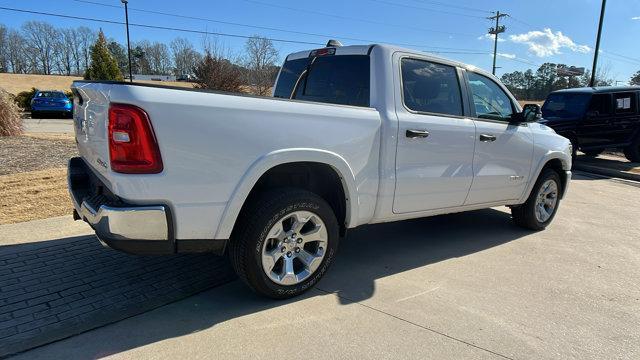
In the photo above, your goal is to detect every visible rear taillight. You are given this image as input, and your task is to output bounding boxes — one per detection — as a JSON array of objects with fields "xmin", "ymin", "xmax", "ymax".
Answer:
[{"xmin": 108, "ymin": 103, "xmax": 163, "ymax": 174}]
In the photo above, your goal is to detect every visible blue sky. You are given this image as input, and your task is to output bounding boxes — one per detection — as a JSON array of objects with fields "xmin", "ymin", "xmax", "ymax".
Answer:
[{"xmin": 1, "ymin": 0, "xmax": 639, "ymax": 82}]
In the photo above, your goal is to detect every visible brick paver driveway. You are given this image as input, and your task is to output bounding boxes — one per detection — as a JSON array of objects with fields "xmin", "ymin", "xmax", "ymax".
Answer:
[{"xmin": 0, "ymin": 234, "xmax": 234, "ymax": 357}]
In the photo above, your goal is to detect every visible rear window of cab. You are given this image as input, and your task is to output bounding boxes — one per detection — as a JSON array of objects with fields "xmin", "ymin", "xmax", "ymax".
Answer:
[{"xmin": 274, "ymin": 55, "xmax": 370, "ymax": 107}]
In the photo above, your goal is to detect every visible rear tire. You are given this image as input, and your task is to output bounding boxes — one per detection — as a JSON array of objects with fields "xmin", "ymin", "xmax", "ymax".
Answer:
[
  {"xmin": 229, "ymin": 188, "xmax": 340, "ymax": 299},
  {"xmin": 31, "ymin": 111, "xmax": 40, "ymax": 119},
  {"xmin": 623, "ymin": 135, "xmax": 640, "ymax": 163},
  {"xmin": 511, "ymin": 168, "xmax": 562, "ymax": 231}
]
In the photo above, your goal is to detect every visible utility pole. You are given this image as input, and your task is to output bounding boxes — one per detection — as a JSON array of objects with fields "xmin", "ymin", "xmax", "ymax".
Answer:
[
  {"xmin": 488, "ymin": 11, "xmax": 508, "ymax": 75},
  {"xmin": 590, "ymin": 0, "xmax": 606, "ymax": 87},
  {"xmin": 121, "ymin": 0, "xmax": 133, "ymax": 83}
]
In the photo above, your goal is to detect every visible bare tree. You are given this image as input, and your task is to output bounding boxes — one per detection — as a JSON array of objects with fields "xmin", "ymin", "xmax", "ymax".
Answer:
[
  {"xmin": 144, "ymin": 42, "xmax": 172, "ymax": 75},
  {"xmin": 0, "ymin": 25, "xmax": 8, "ymax": 72},
  {"xmin": 76, "ymin": 27, "xmax": 96, "ymax": 75},
  {"xmin": 22, "ymin": 21, "xmax": 59, "ymax": 74},
  {"xmin": 170, "ymin": 37, "xmax": 201, "ymax": 76},
  {"xmin": 54, "ymin": 28, "xmax": 77, "ymax": 75},
  {"xmin": 243, "ymin": 36, "xmax": 279, "ymax": 96},
  {"xmin": 6, "ymin": 30, "xmax": 28, "ymax": 73}
]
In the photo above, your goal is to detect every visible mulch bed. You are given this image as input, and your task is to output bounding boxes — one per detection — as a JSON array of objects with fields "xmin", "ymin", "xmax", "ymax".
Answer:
[{"xmin": 0, "ymin": 135, "xmax": 78, "ymax": 175}]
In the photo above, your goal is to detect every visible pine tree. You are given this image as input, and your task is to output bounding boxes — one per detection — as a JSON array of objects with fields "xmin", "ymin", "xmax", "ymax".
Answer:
[{"xmin": 84, "ymin": 30, "xmax": 123, "ymax": 81}]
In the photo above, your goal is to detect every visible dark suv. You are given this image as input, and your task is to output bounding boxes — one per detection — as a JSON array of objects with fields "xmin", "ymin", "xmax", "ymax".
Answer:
[{"xmin": 540, "ymin": 86, "xmax": 640, "ymax": 162}]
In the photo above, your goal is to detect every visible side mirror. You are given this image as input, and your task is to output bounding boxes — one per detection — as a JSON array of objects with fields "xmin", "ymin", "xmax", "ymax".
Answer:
[{"xmin": 520, "ymin": 103, "xmax": 542, "ymax": 122}]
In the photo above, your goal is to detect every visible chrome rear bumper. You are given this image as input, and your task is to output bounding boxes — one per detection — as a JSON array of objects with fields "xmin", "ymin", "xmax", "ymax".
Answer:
[
  {"xmin": 67, "ymin": 157, "xmax": 173, "ymax": 254},
  {"xmin": 75, "ymin": 200, "xmax": 169, "ymax": 241}
]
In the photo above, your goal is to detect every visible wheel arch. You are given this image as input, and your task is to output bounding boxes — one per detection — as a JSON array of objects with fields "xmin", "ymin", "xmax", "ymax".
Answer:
[
  {"xmin": 521, "ymin": 154, "xmax": 571, "ymax": 202},
  {"xmin": 214, "ymin": 149, "xmax": 358, "ymax": 239}
]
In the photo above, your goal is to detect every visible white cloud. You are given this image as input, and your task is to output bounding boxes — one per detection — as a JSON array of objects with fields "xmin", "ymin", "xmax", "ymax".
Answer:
[
  {"xmin": 632, "ymin": 16, "xmax": 640, "ymax": 20},
  {"xmin": 477, "ymin": 34, "xmax": 505, "ymax": 42},
  {"xmin": 509, "ymin": 28, "xmax": 590, "ymax": 57}
]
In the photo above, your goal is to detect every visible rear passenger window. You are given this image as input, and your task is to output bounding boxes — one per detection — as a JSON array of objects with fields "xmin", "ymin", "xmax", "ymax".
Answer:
[
  {"xmin": 274, "ymin": 55, "xmax": 370, "ymax": 107},
  {"xmin": 614, "ymin": 92, "xmax": 636, "ymax": 114},
  {"xmin": 587, "ymin": 94, "xmax": 612, "ymax": 116},
  {"xmin": 401, "ymin": 58, "xmax": 463, "ymax": 116}
]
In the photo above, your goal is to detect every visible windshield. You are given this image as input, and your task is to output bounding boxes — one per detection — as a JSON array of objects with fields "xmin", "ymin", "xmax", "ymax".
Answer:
[
  {"xmin": 36, "ymin": 91, "xmax": 66, "ymax": 99},
  {"xmin": 542, "ymin": 93, "xmax": 590, "ymax": 118},
  {"xmin": 273, "ymin": 54, "xmax": 370, "ymax": 107}
]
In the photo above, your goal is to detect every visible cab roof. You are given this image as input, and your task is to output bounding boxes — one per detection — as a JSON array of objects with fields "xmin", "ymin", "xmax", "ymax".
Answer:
[
  {"xmin": 286, "ymin": 43, "xmax": 495, "ymax": 79},
  {"xmin": 552, "ymin": 86, "xmax": 640, "ymax": 94}
]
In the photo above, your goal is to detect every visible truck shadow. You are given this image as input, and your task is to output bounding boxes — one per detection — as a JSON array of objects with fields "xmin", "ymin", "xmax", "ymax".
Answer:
[{"xmin": 5, "ymin": 208, "xmax": 534, "ymax": 358}]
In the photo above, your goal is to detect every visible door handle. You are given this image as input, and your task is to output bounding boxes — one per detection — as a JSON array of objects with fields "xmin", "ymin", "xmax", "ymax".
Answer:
[
  {"xmin": 406, "ymin": 129, "xmax": 430, "ymax": 138},
  {"xmin": 479, "ymin": 134, "xmax": 496, "ymax": 142}
]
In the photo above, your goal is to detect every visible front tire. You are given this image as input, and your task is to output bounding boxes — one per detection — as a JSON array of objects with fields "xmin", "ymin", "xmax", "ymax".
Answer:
[
  {"xmin": 623, "ymin": 135, "xmax": 640, "ymax": 162},
  {"xmin": 229, "ymin": 188, "xmax": 340, "ymax": 299},
  {"xmin": 511, "ymin": 168, "xmax": 562, "ymax": 231}
]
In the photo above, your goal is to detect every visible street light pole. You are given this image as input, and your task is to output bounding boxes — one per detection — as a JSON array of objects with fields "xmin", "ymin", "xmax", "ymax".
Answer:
[
  {"xmin": 590, "ymin": 0, "xmax": 606, "ymax": 87},
  {"xmin": 121, "ymin": 0, "xmax": 133, "ymax": 83}
]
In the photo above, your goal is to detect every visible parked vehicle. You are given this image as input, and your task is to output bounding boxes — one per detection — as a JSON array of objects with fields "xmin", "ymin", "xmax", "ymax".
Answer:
[
  {"xmin": 540, "ymin": 86, "xmax": 640, "ymax": 161},
  {"xmin": 68, "ymin": 42, "xmax": 572, "ymax": 299},
  {"xmin": 30, "ymin": 90, "xmax": 73, "ymax": 118}
]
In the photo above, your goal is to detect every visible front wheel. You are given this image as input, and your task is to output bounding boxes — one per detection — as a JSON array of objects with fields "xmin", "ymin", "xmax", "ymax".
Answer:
[
  {"xmin": 229, "ymin": 188, "xmax": 340, "ymax": 299},
  {"xmin": 623, "ymin": 135, "xmax": 640, "ymax": 163},
  {"xmin": 511, "ymin": 168, "xmax": 562, "ymax": 231}
]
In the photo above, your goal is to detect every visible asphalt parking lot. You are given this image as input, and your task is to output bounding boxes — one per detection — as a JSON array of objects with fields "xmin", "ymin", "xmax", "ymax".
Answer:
[
  {"xmin": 23, "ymin": 118, "xmax": 73, "ymax": 134},
  {"xmin": 0, "ymin": 172, "xmax": 638, "ymax": 359}
]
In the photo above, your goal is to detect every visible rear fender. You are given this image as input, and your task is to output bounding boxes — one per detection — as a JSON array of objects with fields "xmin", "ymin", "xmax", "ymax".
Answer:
[{"xmin": 214, "ymin": 148, "xmax": 358, "ymax": 239}]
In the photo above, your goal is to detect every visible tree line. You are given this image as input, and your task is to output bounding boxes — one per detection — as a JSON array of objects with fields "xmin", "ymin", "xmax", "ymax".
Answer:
[
  {"xmin": 499, "ymin": 63, "xmax": 619, "ymax": 101},
  {"xmin": 500, "ymin": 62, "xmax": 640, "ymax": 100},
  {"xmin": 0, "ymin": 21, "xmax": 281, "ymax": 95}
]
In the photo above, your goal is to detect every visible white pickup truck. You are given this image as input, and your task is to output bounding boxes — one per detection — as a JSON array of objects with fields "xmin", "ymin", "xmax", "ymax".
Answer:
[{"xmin": 69, "ymin": 42, "xmax": 572, "ymax": 298}]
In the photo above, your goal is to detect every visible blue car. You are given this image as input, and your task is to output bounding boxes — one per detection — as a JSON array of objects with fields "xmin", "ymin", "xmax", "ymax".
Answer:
[{"xmin": 30, "ymin": 90, "xmax": 73, "ymax": 118}]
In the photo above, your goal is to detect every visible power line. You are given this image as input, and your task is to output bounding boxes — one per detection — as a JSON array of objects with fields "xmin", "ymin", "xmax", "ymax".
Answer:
[
  {"xmin": 0, "ymin": 6, "xmax": 323, "ymax": 46},
  {"xmin": 507, "ymin": 15, "xmax": 537, "ymax": 30},
  {"xmin": 71, "ymin": 0, "xmax": 377, "ymax": 44},
  {"xmin": 406, "ymin": 0, "xmax": 492, "ymax": 14},
  {"xmin": 241, "ymin": 0, "xmax": 478, "ymax": 37},
  {"xmin": 0, "ymin": 6, "xmax": 489, "ymax": 56},
  {"xmin": 601, "ymin": 50, "xmax": 640, "ymax": 65},
  {"xmin": 365, "ymin": 0, "xmax": 487, "ymax": 19},
  {"xmin": 600, "ymin": 53, "xmax": 640, "ymax": 67},
  {"xmin": 68, "ymin": 0, "xmax": 484, "ymax": 52}
]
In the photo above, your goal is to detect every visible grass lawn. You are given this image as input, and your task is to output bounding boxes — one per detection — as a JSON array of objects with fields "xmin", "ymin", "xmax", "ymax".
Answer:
[{"xmin": 0, "ymin": 133, "xmax": 77, "ymax": 224}]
